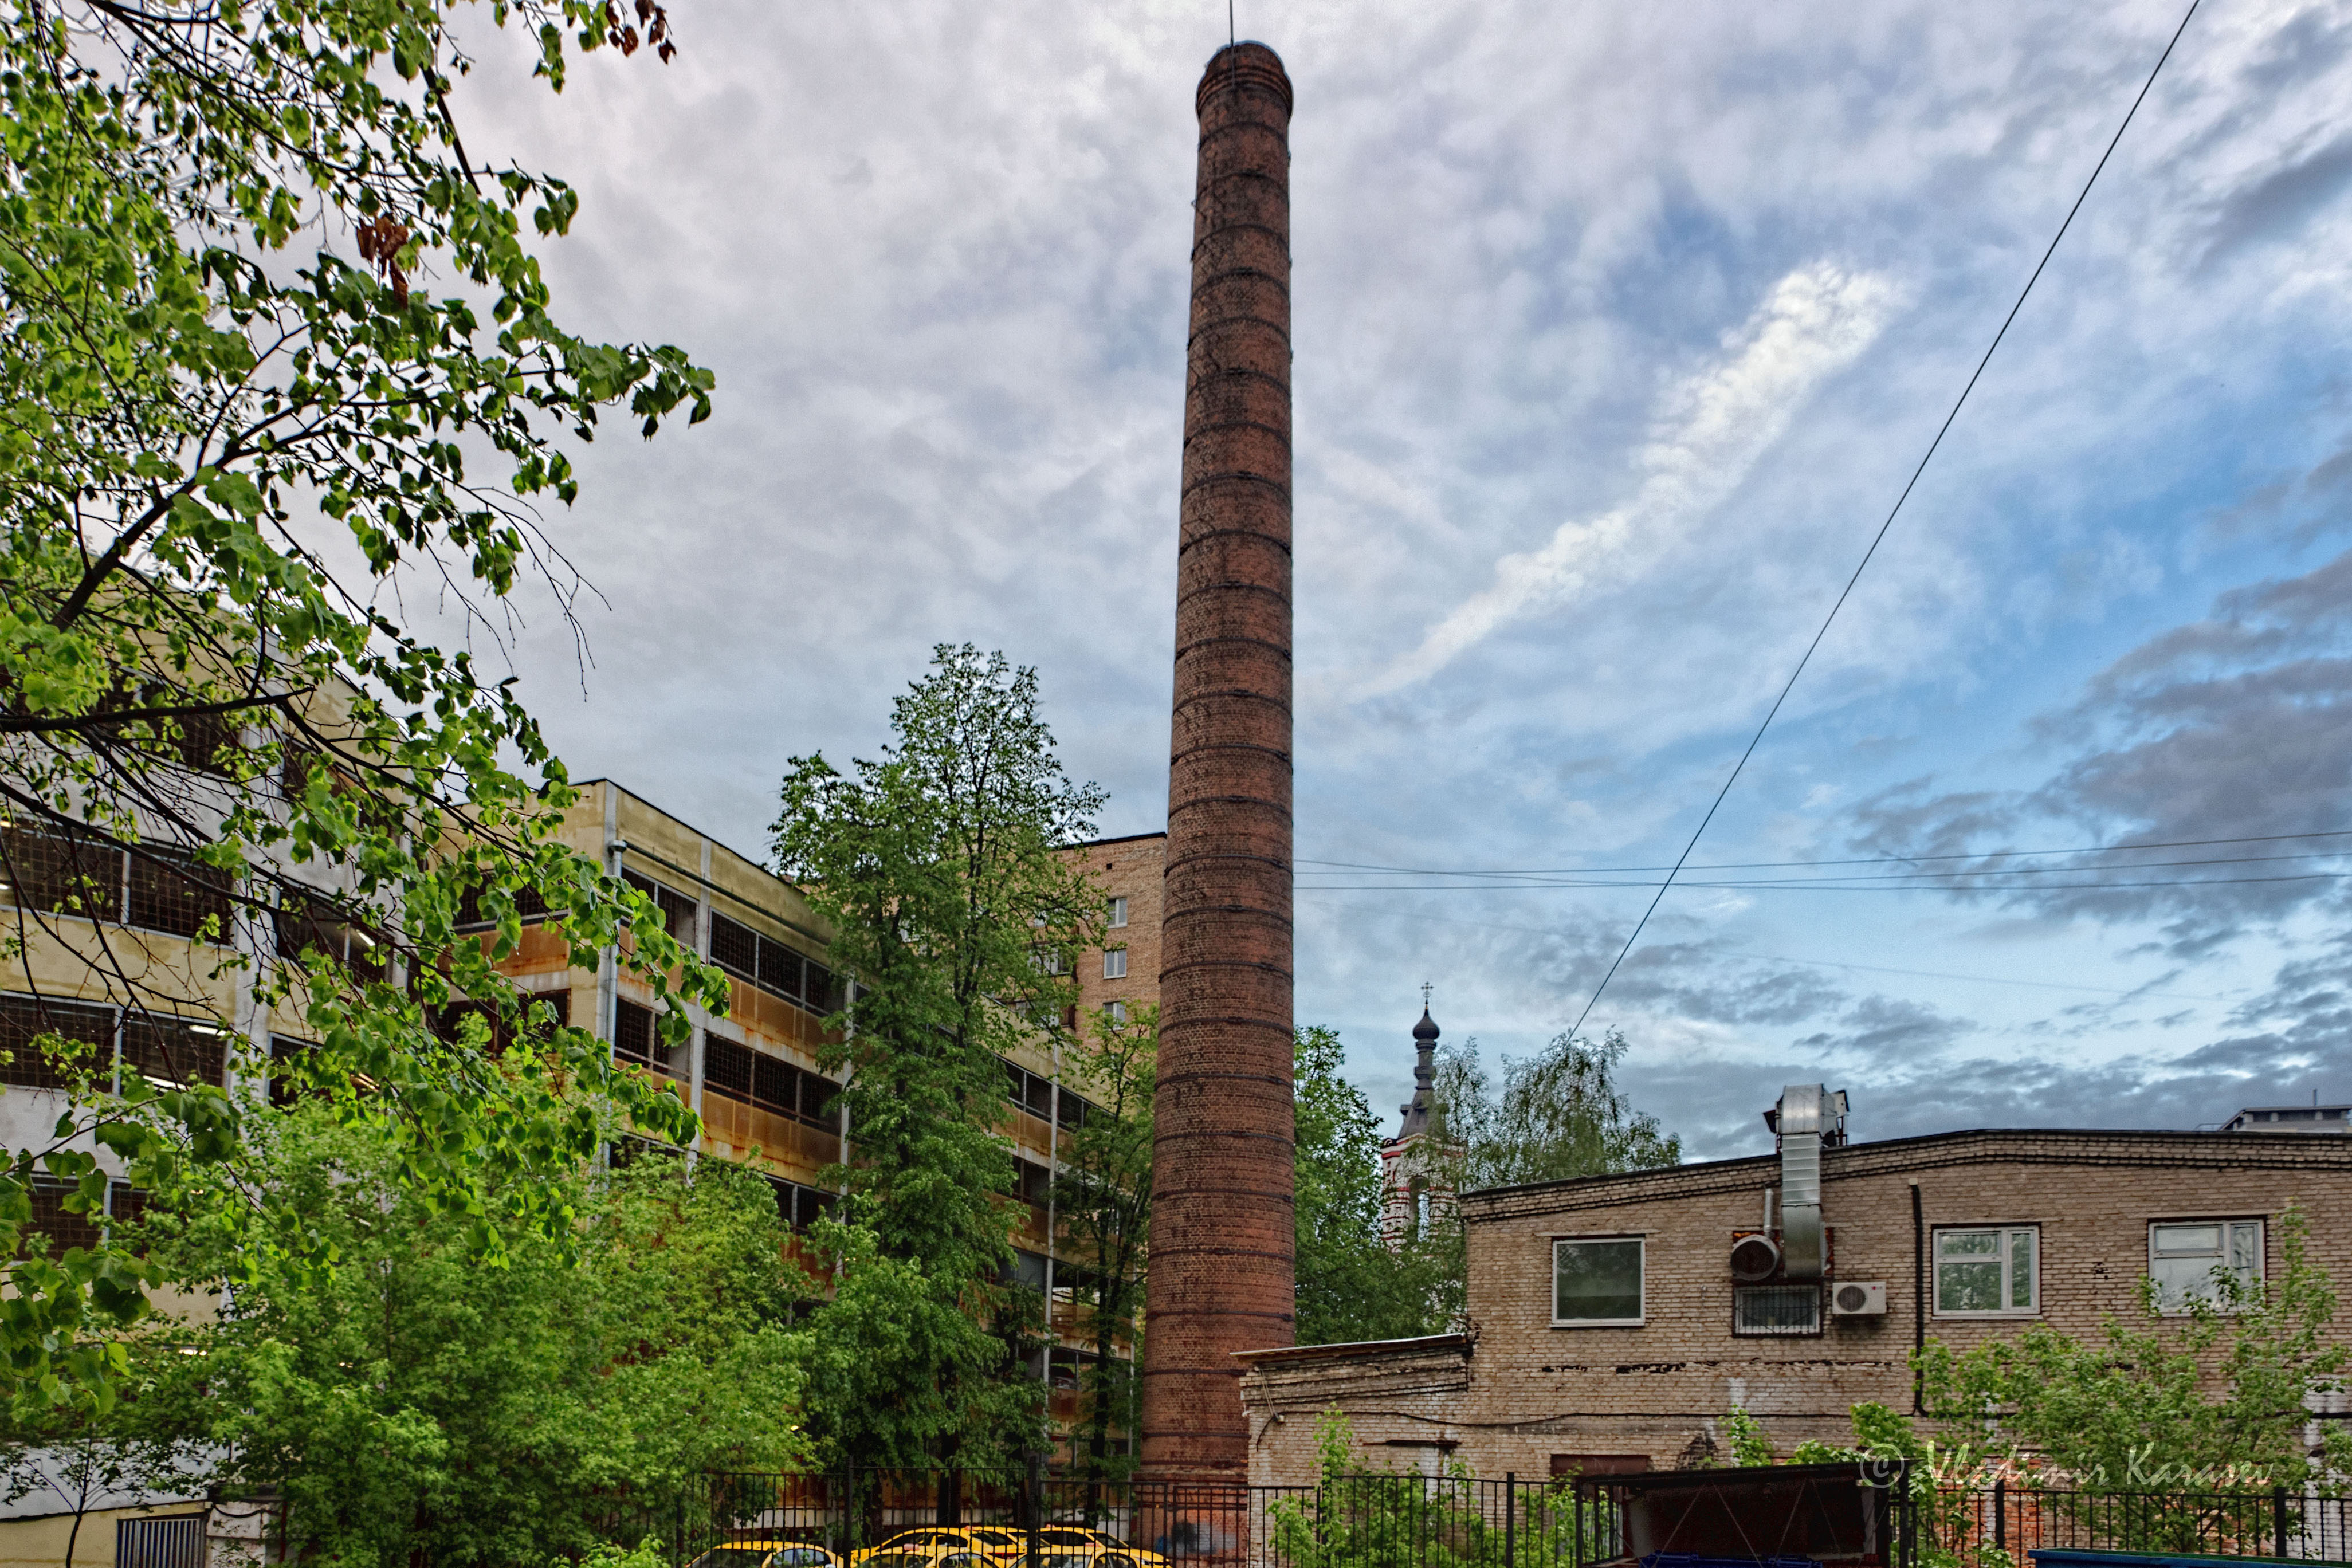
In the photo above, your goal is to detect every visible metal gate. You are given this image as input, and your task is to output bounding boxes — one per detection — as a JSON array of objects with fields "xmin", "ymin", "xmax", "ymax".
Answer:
[{"xmin": 116, "ymin": 1513, "xmax": 206, "ymax": 1568}]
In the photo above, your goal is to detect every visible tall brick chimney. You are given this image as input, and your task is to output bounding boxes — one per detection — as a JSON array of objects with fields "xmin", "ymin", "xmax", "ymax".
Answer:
[{"xmin": 1142, "ymin": 40, "xmax": 1297, "ymax": 1481}]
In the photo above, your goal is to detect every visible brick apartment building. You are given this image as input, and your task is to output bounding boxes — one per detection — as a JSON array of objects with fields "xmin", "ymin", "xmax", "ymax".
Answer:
[{"xmin": 1238, "ymin": 1087, "xmax": 2352, "ymax": 1485}]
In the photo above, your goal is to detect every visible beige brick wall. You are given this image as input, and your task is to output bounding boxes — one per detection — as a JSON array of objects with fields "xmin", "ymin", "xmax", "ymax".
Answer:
[{"xmin": 1242, "ymin": 1130, "xmax": 2352, "ymax": 1484}]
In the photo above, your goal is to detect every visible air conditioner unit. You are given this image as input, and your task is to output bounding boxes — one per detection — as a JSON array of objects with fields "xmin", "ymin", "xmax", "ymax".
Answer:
[{"xmin": 1830, "ymin": 1280, "xmax": 1887, "ymax": 1317}]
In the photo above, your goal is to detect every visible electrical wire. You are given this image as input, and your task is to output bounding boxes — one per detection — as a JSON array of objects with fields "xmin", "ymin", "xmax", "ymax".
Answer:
[{"xmin": 1564, "ymin": 0, "xmax": 2205, "ymax": 1041}]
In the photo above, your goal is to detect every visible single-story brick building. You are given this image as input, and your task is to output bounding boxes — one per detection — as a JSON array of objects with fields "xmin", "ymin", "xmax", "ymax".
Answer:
[{"xmin": 1238, "ymin": 1087, "xmax": 2352, "ymax": 1484}]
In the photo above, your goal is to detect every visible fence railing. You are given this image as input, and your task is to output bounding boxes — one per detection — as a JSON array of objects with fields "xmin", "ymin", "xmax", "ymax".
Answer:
[
  {"xmin": 586, "ymin": 1471, "xmax": 2352, "ymax": 1568},
  {"xmin": 1934, "ymin": 1482, "xmax": 2352, "ymax": 1566}
]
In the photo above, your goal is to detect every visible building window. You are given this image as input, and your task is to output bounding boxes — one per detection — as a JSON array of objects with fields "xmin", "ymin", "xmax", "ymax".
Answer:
[
  {"xmin": 2150, "ymin": 1219, "xmax": 2262, "ymax": 1312},
  {"xmin": 765, "ymin": 1175, "xmax": 838, "ymax": 1231},
  {"xmin": 612, "ymin": 999, "xmax": 677, "ymax": 1077},
  {"xmin": 120, "ymin": 1014, "xmax": 227, "ymax": 1090},
  {"xmin": 1108, "ymin": 897, "xmax": 1129, "ymax": 929},
  {"xmin": 1733, "ymin": 1283, "xmax": 1823, "ymax": 1336},
  {"xmin": 705, "ymin": 907, "xmax": 838, "ymax": 1014},
  {"xmin": 1109, "ymin": 1001, "xmax": 1128, "ymax": 1023},
  {"xmin": 1552, "ymin": 1237, "xmax": 1643, "ymax": 1326},
  {"xmin": 1003, "ymin": 1058, "xmax": 1056, "ymax": 1121},
  {"xmin": 703, "ymin": 1036, "xmax": 833, "ymax": 1125},
  {"xmin": 0, "ymin": 995, "xmax": 115, "ymax": 1092},
  {"xmin": 1934, "ymin": 1225, "xmax": 2039, "ymax": 1315},
  {"xmin": 623, "ymin": 870, "xmax": 698, "ymax": 944},
  {"xmin": 1102, "ymin": 948, "xmax": 1127, "ymax": 980},
  {"xmin": 3, "ymin": 828, "xmax": 233, "ymax": 944},
  {"xmin": 1033, "ymin": 946, "xmax": 1066, "ymax": 976}
]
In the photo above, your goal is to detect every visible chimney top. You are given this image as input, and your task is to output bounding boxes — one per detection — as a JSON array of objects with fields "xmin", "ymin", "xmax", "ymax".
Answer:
[{"xmin": 1197, "ymin": 41, "xmax": 1293, "ymax": 117}]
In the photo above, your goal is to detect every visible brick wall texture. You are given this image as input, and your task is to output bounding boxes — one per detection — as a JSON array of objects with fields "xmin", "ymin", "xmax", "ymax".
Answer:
[
  {"xmin": 1144, "ymin": 41, "xmax": 1299, "ymax": 1481},
  {"xmin": 1069, "ymin": 835, "xmax": 1165, "ymax": 1026},
  {"xmin": 1240, "ymin": 1129, "xmax": 2352, "ymax": 1486}
]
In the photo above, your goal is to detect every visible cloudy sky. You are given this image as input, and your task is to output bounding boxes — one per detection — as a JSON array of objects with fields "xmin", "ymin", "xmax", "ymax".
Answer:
[{"xmin": 438, "ymin": 0, "xmax": 2352, "ymax": 1160}]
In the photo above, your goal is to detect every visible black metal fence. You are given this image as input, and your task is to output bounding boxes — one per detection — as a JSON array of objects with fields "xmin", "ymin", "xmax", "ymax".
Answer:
[
  {"xmin": 587, "ymin": 1470, "xmax": 2352, "ymax": 1568},
  {"xmin": 1935, "ymin": 1481, "xmax": 2352, "ymax": 1565}
]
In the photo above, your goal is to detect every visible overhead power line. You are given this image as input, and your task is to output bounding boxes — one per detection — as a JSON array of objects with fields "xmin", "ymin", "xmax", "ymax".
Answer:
[{"xmin": 1566, "ymin": 0, "xmax": 2206, "ymax": 1041}]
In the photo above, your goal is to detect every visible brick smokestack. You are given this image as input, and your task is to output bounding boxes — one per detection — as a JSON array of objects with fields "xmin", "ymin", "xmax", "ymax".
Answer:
[{"xmin": 1142, "ymin": 41, "xmax": 1296, "ymax": 1481}]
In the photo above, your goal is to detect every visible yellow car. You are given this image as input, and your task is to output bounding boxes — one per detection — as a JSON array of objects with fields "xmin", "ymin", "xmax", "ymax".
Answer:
[
  {"xmin": 1018, "ymin": 1530, "xmax": 1172, "ymax": 1568},
  {"xmin": 850, "ymin": 1529, "xmax": 1022, "ymax": 1568},
  {"xmin": 688, "ymin": 1543, "xmax": 846, "ymax": 1568}
]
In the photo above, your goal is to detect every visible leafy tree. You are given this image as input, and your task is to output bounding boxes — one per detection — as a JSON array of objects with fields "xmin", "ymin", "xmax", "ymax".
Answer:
[
  {"xmin": 772, "ymin": 645, "xmax": 1105, "ymax": 1467},
  {"xmin": 1432, "ymin": 1029, "xmax": 1679, "ymax": 1191},
  {"xmin": 0, "ymin": 0, "xmax": 720, "ymax": 1409},
  {"xmin": 1051, "ymin": 1002, "xmax": 1155, "ymax": 1478},
  {"xmin": 1914, "ymin": 1204, "xmax": 2350, "ymax": 1492},
  {"xmin": 123, "ymin": 1116, "xmax": 808, "ymax": 1568},
  {"xmin": 1293, "ymin": 1026, "xmax": 1459, "ymax": 1346}
]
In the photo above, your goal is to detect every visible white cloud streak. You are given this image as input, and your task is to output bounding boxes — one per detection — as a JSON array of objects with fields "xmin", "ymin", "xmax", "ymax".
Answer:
[{"xmin": 1361, "ymin": 262, "xmax": 1903, "ymax": 696}]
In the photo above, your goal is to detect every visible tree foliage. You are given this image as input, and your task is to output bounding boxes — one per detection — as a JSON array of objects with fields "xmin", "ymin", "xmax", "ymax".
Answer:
[
  {"xmin": 1432, "ymin": 1028, "xmax": 1679, "ymax": 1191},
  {"xmin": 772, "ymin": 644, "xmax": 1105, "ymax": 1466},
  {"xmin": 0, "ymin": 0, "xmax": 721, "ymax": 1409},
  {"xmin": 87, "ymin": 1119, "xmax": 807, "ymax": 1568},
  {"xmin": 1293, "ymin": 1026, "xmax": 1458, "ymax": 1346}
]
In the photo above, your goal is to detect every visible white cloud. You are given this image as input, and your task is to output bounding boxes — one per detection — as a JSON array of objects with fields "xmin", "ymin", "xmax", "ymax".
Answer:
[{"xmin": 1359, "ymin": 262, "xmax": 1903, "ymax": 697}]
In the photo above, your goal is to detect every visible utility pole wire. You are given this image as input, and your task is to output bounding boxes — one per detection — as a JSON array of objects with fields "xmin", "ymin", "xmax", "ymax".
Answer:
[{"xmin": 1568, "ymin": 0, "xmax": 2205, "ymax": 1043}]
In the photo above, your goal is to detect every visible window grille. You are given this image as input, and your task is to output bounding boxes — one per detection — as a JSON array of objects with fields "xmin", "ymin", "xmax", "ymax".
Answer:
[
  {"xmin": 703, "ymin": 1036, "xmax": 753, "ymax": 1099},
  {"xmin": 454, "ymin": 878, "xmax": 548, "ymax": 930},
  {"xmin": 274, "ymin": 893, "xmax": 384, "ymax": 980},
  {"xmin": 0, "ymin": 994, "xmax": 114, "ymax": 1091},
  {"xmin": 702, "ymin": 1037, "xmax": 833, "ymax": 1125},
  {"xmin": 269, "ymin": 1034, "xmax": 320, "ymax": 1106},
  {"xmin": 21, "ymin": 1177, "xmax": 103, "ymax": 1259},
  {"xmin": 757, "ymin": 939, "xmax": 803, "ymax": 997},
  {"xmin": 121, "ymin": 1015, "xmax": 227, "ymax": 1089},
  {"xmin": 117, "ymin": 1515, "xmax": 205, "ymax": 1568},
  {"xmin": 3, "ymin": 826, "xmax": 121, "ymax": 923},
  {"xmin": 1733, "ymin": 1283, "xmax": 1822, "ymax": 1336},
  {"xmin": 612, "ymin": 999, "xmax": 674, "ymax": 1075},
  {"xmin": 126, "ymin": 850, "xmax": 233, "ymax": 942}
]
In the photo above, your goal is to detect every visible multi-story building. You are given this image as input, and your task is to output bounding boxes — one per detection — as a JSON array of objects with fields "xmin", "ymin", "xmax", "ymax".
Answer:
[
  {"xmin": 1064, "ymin": 832, "xmax": 1165, "ymax": 1032},
  {"xmin": 486, "ymin": 790, "xmax": 1169, "ymax": 1455},
  {"xmin": 1239, "ymin": 1083, "xmax": 2352, "ymax": 1484},
  {"xmin": 1, "ymin": 768, "xmax": 1173, "ymax": 1463}
]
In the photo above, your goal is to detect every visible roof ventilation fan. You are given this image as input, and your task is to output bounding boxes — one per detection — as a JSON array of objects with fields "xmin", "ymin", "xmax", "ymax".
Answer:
[{"xmin": 1729, "ymin": 1233, "xmax": 1781, "ymax": 1283}]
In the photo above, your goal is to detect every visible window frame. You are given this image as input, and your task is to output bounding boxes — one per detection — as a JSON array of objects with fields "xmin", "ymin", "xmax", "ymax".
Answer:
[
  {"xmin": 1550, "ymin": 1235, "xmax": 1646, "ymax": 1328},
  {"xmin": 1102, "ymin": 947, "xmax": 1128, "ymax": 980},
  {"xmin": 1932, "ymin": 1224, "xmax": 2041, "ymax": 1318},
  {"xmin": 1108, "ymin": 896, "xmax": 1129, "ymax": 929},
  {"xmin": 2148, "ymin": 1217, "xmax": 2264, "ymax": 1314}
]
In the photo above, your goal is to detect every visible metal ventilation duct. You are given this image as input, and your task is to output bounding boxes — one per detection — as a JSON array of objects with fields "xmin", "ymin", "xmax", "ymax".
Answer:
[{"xmin": 1772, "ymin": 1083, "xmax": 1848, "ymax": 1280}]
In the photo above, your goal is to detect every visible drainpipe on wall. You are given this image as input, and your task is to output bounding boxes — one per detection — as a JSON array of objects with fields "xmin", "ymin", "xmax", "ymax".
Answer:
[{"xmin": 1910, "ymin": 1180, "xmax": 1926, "ymax": 1414}]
